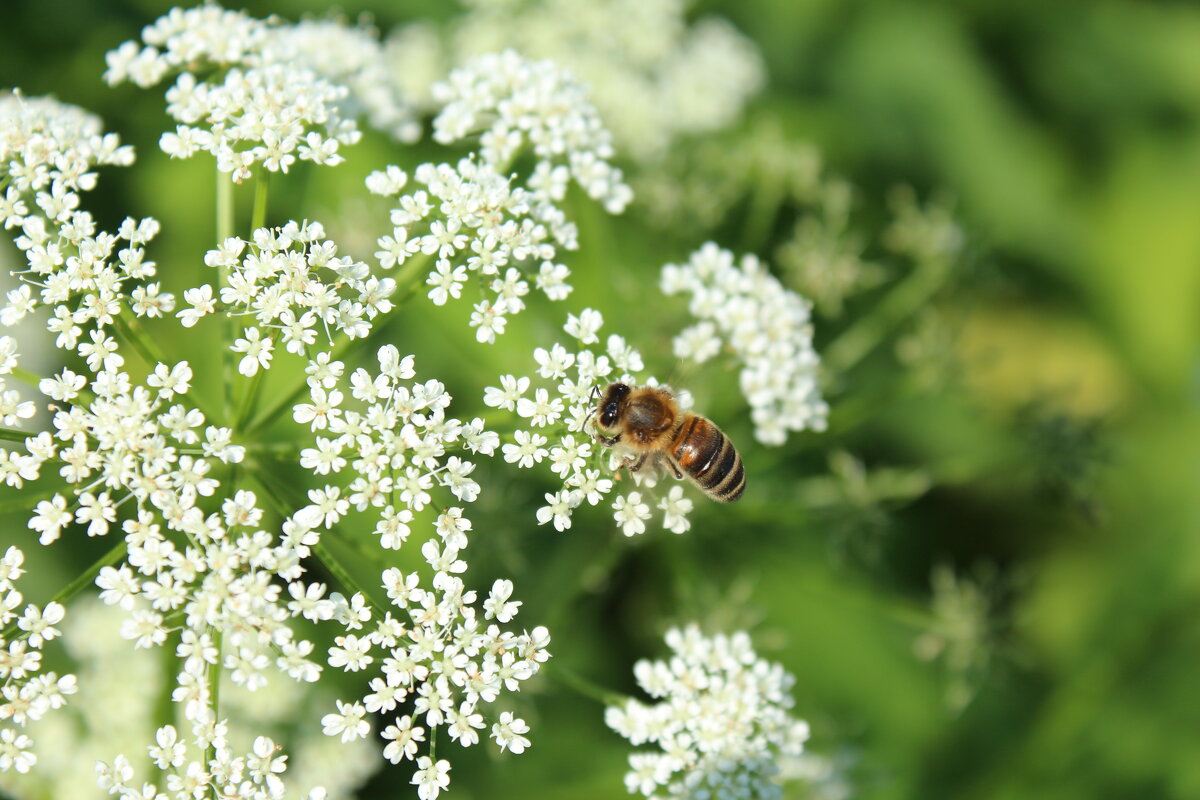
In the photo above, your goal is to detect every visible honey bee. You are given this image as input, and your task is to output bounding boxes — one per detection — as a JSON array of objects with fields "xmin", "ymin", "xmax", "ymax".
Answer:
[{"xmin": 590, "ymin": 382, "xmax": 745, "ymax": 502}]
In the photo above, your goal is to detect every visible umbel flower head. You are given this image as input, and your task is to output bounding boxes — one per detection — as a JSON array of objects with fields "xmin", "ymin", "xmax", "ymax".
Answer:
[
  {"xmin": 663, "ymin": 243, "xmax": 828, "ymax": 445},
  {"xmin": 483, "ymin": 308, "xmax": 700, "ymax": 535},
  {"xmin": 369, "ymin": 50, "xmax": 631, "ymax": 344},
  {"xmin": 0, "ymin": 546, "xmax": 77, "ymax": 776},
  {"xmin": 606, "ymin": 626, "xmax": 811, "ymax": 800},
  {"xmin": 103, "ymin": 4, "xmax": 405, "ymax": 182},
  {"xmin": 385, "ymin": 0, "xmax": 766, "ymax": 162}
]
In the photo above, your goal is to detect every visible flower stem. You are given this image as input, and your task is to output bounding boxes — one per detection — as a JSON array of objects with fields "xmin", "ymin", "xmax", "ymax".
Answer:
[
  {"xmin": 205, "ymin": 627, "xmax": 223, "ymax": 797},
  {"xmin": 10, "ymin": 366, "xmax": 42, "ymax": 389},
  {"xmin": 740, "ymin": 165, "xmax": 784, "ymax": 253},
  {"xmin": 0, "ymin": 538, "xmax": 127, "ymax": 642},
  {"xmin": 150, "ymin": 632, "xmax": 179, "ymax": 789},
  {"xmin": 216, "ymin": 168, "xmax": 236, "ymax": 423},
  {"xmin": 546, "ymin": 661, "xmax": 624, "ymax": 706},
  {"xmin": 233, "ymin": 331, "xmax": 276, "ymax": 431},
  {"xmin": 250, "ymin": 470, "xmax": 387, "ymax": 615},
  {"xmin": 244, "ymin": 254, "xmax": 431, "ymax": 436},
  {"xmin": 251, "ymin": 168, "xmax": 269, "ymax": 233},
  {"xmin": 313, "ymin": 540, "xmax": 386, "ymax": 617},
  {"xmin": 0, "ymin": 427, "xmax": 28, "ymax": 443},
  {"xmin": 113, "ymin": 314, "xmax": 220, "ymax": 425},
  {"xmin": 113, "ymin": 313, "xmax": 167, "ymax": 367}
]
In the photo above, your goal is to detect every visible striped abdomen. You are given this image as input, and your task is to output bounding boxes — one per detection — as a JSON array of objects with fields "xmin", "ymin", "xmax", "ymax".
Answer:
[{"xmin": 669, "ymin": 414, "xmax": 745, "ymax": 502}]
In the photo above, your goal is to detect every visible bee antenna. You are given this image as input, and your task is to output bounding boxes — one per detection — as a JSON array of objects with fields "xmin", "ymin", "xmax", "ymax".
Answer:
[{"xmin": 578, "ymin": 383, "xmax": 601, "ymax": 434}]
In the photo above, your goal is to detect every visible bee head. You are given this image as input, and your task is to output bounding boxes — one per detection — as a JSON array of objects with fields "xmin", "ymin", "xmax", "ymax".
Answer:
[{"xmin": 598, "ymin": 382, "xmax": 631, "ymax": 429}]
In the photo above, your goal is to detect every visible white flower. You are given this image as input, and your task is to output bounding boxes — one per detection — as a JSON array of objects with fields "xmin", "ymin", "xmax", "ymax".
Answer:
[
  {"xmin": 0, "ymin": 727, "xmax": 36, "ymax": 773},
  {"xmin": 322, "ymin": 699, "xmax": 371, "ymax": 742},
  {"xmin": 105, "ymin": 7, "xmax": 373, "ymax": 183},
  {"xmin": 607, "ymin": 625, "xmax": 812, "ymax": 799},
  {"xmin": 658, "ymin": 486, "xmax": 694, "ymax": 534},
  {"xmin": 536, "ymin": 489, "xmax": 579, "ymax": 532},
  {"xmin": 565, "ymin": 308, "xmax": 603, "ymax": 344},
  {"xmin": 483, "ymin": 579, "xmax": 521, "ymax": 623},
  {"xmin": 382, "ymin": 715, "xmax": 426, "ymax": 763},
  {"xmin": 412, "ymin": 756, "xmax": 451, "ymax": 800},
  {"xmin": 483, "ymin": 374, "xmax": 529, "ymax": 411},
  {"xmin": 231, "ymin": 326, "xmax": 274, "ymax": 376},
  {"xmin": 28, "ymin": 495, "xmax": 72, "ymax": 545},
  {"xmin": 490, "ymin": 711, "xmax": 531, "ymax": 754},
  {"xmin": 613, "ymin": 492, "xmax": 652, "ymax": 536}
]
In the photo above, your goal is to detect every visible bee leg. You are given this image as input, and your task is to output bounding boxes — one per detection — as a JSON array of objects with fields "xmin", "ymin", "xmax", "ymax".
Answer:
[
  {"xmin": 596, "ymin": 432, "xmax": 621, "ymax": 447},
  {"xmin": 667, "ymin": 460, "xmax": 683, "ymax": 480},
  {"xmin": 628, "ymin": 454, "xmax": 649, "ymax": 473}
]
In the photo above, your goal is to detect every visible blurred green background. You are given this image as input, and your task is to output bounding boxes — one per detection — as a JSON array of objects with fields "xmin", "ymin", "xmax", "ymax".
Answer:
[{"xmin": 3, "ymin": 1, "xmax": 1200, "ymax": 799}]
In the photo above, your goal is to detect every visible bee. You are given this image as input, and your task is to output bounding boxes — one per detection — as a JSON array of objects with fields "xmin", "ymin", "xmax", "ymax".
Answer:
[{"xmin": 590, "ymin": 382, "xmax": 745, "ymax": 502}]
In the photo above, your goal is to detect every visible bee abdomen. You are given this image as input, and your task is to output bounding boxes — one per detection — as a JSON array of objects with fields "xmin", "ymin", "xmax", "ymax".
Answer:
[{"xmin": 672, "ymin": 416, "xmax": 746, "ymax": 503}]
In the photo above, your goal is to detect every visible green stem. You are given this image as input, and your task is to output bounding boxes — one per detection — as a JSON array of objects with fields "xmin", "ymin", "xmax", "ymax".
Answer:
[
  {"xmin": 251, "ymin": 169, "xmax": 269, "ymax": 233},
  {"xmin": 216, "ymin": 168, "xmax": 236, "ymax": 423},
  {"xmin": 10, "ymin": 366, "xmax": 42, "ymax": 389},
  {"xmin": 825, "ymin": 257, "xmax": 950, "ymax": 375},
  {"xmin": 313, "ymin": 540, "xmax": 386, "ymax": 617},
  {"xmin": 0, "ymin": 428, "xmax": 29, "ymax": 443},
  {"xmin": 245, "ymin": 254, "xmax": 431, "ymax": 436},
  {"xmin": 0, "ymin": 486, "xmax": 64, "ymax": 514},
  {"xmin": 1, "ymin": 538, "xmax": 127, "ymax": 642},
  {"xmin": 113, "ymin": 313, "xmax": 167, "ymax": 368},
  {"xmin": 150, "ymin": 632, "xmax": 179, "ymax": 788},
  {"xmin": 216, "ymin": 168, "xmax": 234, "ymax": 243},
  {"xmin": 546, "ymin": 662, "xmax": 624, "ymax": 706},
  {"xmin": 204, "ymin": 628, "xmax": 223, "ymax": 795},
  {"xmin": 113, "ymin": 315, "xmax": 220, "ymax": 424},
  {"xmin": 233, "ymin": 331, "xmax": 276, "ymax": 431},
  {"xmin": 250, "ymin": 470, "xmax": 386, "ymax": 614}
]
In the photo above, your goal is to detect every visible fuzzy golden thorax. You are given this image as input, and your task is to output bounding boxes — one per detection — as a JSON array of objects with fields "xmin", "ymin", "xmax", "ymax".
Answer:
[{"xmin": 595, "ymin": 383, "xmax": 681, "ymax": 452}]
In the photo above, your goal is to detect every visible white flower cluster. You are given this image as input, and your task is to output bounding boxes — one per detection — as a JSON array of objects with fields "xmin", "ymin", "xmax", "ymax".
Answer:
[
  {"xmin": 368, "ymin": 157, "xmax": 573, "ymax": 344},
  {"xmin": 19, "ymin": 360, "xmax": 237, "ymax": 540},
  {"xmin": 386, "ymin": 0, "xmax": 765, "ymax": 161},
  {"xmin": 0, "ymin": 598, "xmax": 379, "ymax": 800},
  {"xmin": 0, "ymin": 92, "xmax": 134, "ymax": 220},
  {"xmin": 272, "ymin": 18, "xmax": 420, "ymax": 143},
  {"xmin": 662, "ymin": 243, "xmax": 829, "ymax": 445},
  {"xmin": 605, "ymin": 626, "xmax": 811, "ymax": 800},
  {"xmin": 0, "ymin": 94, "xmax": 164, "ymax": 359},
  {"xmin": 0, "ymin": 546, "xmax": 77, "ymax": 775},
  {"xmin": 97, "ymin": 724, "xmax": 325, "ymax": 800},
  {"xmin": 432, "ymin": 50, "xmax": 632, "ymax": 214},
  {"xmin": 286, "ymin": 346, "xmax": 545, "ymax": 797},
  {"xmin": 291, "ymin": 344, "xmax": 496, "ymax": 548},
  {"xmin": 104, "ymin": 5, "xmax": 373, "ymax": 182},
  {"xmin": 1, "ymin": 88, "xmax": 345, "ymax": 798},
  {"xmin": 321, "ymin": 561, "xmax": 549, "ymax": 800},
  {"xmin": 367, "ymin": 50, "xmax": 631, "ymax": 344},
  {"xmin": 182, "ymin": 221, "xmax": 394, "ymax": 374},
  {"xmin": 484, "ymin": 309, "xmax": 696, "ymax": 535}
]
